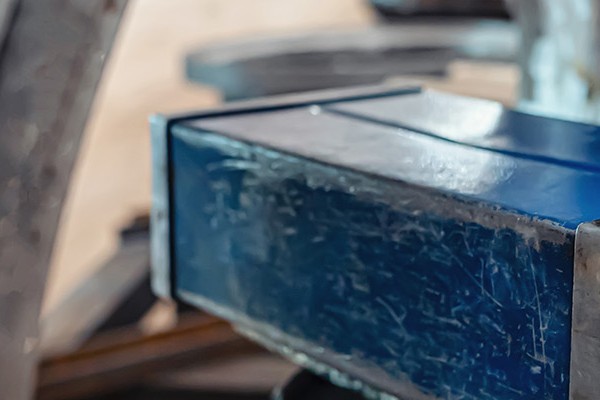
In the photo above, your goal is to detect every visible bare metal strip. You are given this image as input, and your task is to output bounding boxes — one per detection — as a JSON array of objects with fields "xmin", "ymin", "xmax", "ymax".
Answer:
[
  {"xmin": 150, "ymin": 115, "xmax": 172, "ymax": 299},
  {"xmin": 570, "ymin": 220, "xmax": 600, "ymax": 400}
]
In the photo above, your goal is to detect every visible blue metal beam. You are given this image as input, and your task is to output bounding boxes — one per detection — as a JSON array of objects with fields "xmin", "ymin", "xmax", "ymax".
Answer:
[{"xmin": 152, "ymin": 87, "xmax": 600, "ymax": 400}]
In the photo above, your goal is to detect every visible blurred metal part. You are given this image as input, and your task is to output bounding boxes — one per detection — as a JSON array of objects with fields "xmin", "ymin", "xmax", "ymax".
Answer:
[
  {"xmin": 508, "ymin": 0, "xmax": 600, "ymax": 123},
  {"xmin": 0, "ymin": 0, "xmax": 17, "ymax": 50},
  {"xmin": 370, "ymin": 0, "xmax": 509, "ymax": 18},
  {"xmin": 186, "ymin": 21, "xmax": 517, "ymax": 101},
  {"xmin": 0, "ymin": 1, "xmax": 127, "ymax": 399}
]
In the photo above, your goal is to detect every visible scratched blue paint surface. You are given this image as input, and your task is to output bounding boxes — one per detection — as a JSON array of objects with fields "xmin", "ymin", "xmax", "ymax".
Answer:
[
  {"xmin": 180, "ymin": 105, "xmax": 600, "ymax": 229},
  {"xmin": 161, "ymin": 91, "xmax": 600, "ymax": 399}
]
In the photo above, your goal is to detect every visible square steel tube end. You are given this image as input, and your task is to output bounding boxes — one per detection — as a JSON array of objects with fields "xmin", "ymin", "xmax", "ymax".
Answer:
[
  {"xmin": 570, "ymin": 220, "xmax": 600, "ymax": 400},
  {"xmin": 151, "ymin": 86, "xmax": 600, "ymax": 400}
]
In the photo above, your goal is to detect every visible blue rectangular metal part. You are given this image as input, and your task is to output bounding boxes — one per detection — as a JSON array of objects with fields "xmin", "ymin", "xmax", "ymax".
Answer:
[{"xmin": 151, "ymin": 87, "xmax": 600, "ymax": 400}]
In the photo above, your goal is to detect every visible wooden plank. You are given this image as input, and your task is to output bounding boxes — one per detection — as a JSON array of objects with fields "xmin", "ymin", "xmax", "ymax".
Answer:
[
  {"xmin": 37, "ymin": 315, "xmax": 259, "ymax": 400},
  {"xmin": 0, "ymin": 1, "xmax": 127, "ymax": 398}
]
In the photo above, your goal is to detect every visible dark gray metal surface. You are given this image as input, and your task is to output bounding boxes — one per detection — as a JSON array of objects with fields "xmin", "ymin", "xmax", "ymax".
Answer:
[
  {"xmin": 0, "ymin": 0, "xmax": 18, "ymax": 49},
  {"xmin": 0, "ymin": 1, "xmax": 127, "ymax": 398},
  {"xmin": 370, "ymin": 0, "xmax": 508, "ymax": 18}
]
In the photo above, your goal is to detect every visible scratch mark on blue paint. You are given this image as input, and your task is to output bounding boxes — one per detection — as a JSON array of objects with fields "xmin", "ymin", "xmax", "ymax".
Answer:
[
  {"xmin": 454, "ymin": 256, "xmax": 504, "ymax": 308},
  {"xmin": 496, "ymin": 382, "xmax": 526, "ymax": 396},
  {"xmin": 376, "ymin": 297, "xmax": 406, "ymax": 328},
  {"xmin": 529, "ymin": 259, "xmax": 547, "ymax": 391}
]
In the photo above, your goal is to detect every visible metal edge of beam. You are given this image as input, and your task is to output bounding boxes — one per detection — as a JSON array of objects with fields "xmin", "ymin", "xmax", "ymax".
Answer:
[
  {"xmin": 570, "ymin": 220, "xmax": 600, "ymax": 400},
  {"xmin": 150, "ymin": 114, "xmax": 174, "ymax": 300}
]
